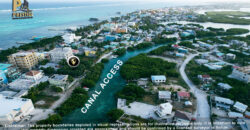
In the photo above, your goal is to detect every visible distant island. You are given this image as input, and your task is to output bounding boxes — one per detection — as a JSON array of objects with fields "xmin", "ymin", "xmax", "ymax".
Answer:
[{"xmin": 89, "ymin": 18, "xmax": 99, "ymax": 22}]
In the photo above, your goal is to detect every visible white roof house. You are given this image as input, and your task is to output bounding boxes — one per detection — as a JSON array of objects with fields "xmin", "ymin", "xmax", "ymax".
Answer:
[
  {"xmin": 214, "ymin": 96, "xmax": 234, "ymax": 105},
  {"xmin": 49, "ymin": 74, "xmax": 68, "ymax": 90},
  {"xmin": 0, "ymin": 91, "xmax": 17, "ymax": 97},
  {"xmin": 0, "ymin": 95, "xmax": 34, "ymax": 125},
  {"xmin": 234, "ymin": 102, "xmax": 248, "ymax": 113},
  {"xmin": 49, "ymin": 47, "xmax": 73, "ymax": 63},
  {"xmin": 62, "ymin": 33, "xmax": 81, "ymax": 44},
  {"xmin": 228, "ymin": 112, "xmax": 243, "ymax": 118},
  {"xmin": 214, "ymin": 96, "xmax": 234, "ymax": 110},
  {"xmin": 195, "ymin": 59, "xmax": 209, "ymax": 65},
  {"xmin": 185, "ymin": 101, "xmax": 193, "ymax": 106},
  {"xmin": 39, "ymin": 63, "xmax": 59, "ymax": 70},
  {"xmin": 218, "ymin": 83, "xmax": 232, "ymax": 90},
  {"xmin": 151, "ymin": 75, "xmax": 166, "ymax": 84},
  {"xmin": 9, "ymin": 79, "xmax": 36, "ymax": 91},
  {"xmin": 25, "ymin": 70, "xmax": 43, "ymax": 81},
  {"xmin": 155, "ymin": 102, "xmax": 173, "ymax": 118},
  {"xmin": 158, "ymin": 91, "xmax": 171, "ymax": 100}
]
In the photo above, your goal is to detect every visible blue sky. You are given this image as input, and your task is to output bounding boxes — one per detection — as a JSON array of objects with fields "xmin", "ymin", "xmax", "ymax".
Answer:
[{"xmin": 1, "ymin": 0, "xmax": 250, "ymax": 3}]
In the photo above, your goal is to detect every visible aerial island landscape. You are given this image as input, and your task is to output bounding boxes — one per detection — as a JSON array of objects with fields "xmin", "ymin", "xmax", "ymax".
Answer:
[{"xmin": 0, "ymin": 0, "xmax": 250, "ymax": 129}]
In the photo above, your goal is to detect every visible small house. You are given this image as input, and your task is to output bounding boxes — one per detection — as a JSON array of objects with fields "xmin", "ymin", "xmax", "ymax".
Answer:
[
  {"xmin": 158, "ymin": 91, "xmax": 171, "ymax": 100},
  {"xmin": 233, "ymin": 102, "xmax": 248, "ymax": 113},
  {"xmin": 218, "ymin": 83, "xmax": 232, "ymax": 91},
  {"xmin": 174, "ymin": 111, "xmax": 191, "ymax": 126},
  {"xmin": 214, "ymin": 96, "xmax": 234, "ymax": 110},
  {"xmin": 177, "ymin": 92, "xmax": 190, "ymax": 101},
  {"xmin": 155, "ymin": 103, "xmax": 173, "ymax": 118},
  {"xmin": 151, "ymin": 75, "xmax": 166, "ymax": 84},
  {"xmin": 228, "ymin": 112, "xmax": 243, "ymax": 118}
]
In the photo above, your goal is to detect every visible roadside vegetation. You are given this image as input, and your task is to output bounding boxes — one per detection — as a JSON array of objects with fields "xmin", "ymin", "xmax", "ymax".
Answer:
[
  {"xmin": 186, "ymin": 58, "xmax": 250, "ymax": 106},
  {"xmin": 196, "ymin": 28, "xmax": 249, "ymax": 38},
  {"xmin": 116, "ymin": 84, "xmax": 146, "ymax": 104},
  {"xmin": 195, "ymin": 11, "xmax": 250, "ymax": 25},
  {"xmin": 148, "ymin": 44, "xmax": 174, "ymax": 56},
  {"xmin": 107, "ymin": 109, "xmax": 124, "ymax": 122},
  {"xmin": 81, "ymin": 63, "xmax": 104, "ymax": 88},
  {"xmin": 134, "ymin": 42, "xmax": 153, "ymax": 49},
  {"xmin": 22, "ymin": 82, "xmax": 60, "ymax": 108},
  {"xmin": 113, "ymin": 48, "xmax": 126, "ymax": 56},
  {"xmin": 56, "ymin": 87, "xmax": 88, "ymax": 116},
  {"xmin": 34, "ymin": 87, "xmax": 89, "ymax": 128},
  {"xmin": 120, "ymin": 54, "xmax": 178, "ymax": 80}
]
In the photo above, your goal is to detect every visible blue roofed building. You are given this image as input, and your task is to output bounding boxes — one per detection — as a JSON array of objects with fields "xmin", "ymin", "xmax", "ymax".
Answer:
[
  {"xmin": 105, "ymin": 35, "xmax": 117, "ymax": 42},
  {"xmin": 151, "ymin": 75, "xmax": 166, "ymax": 84},
  {"xmin": 180, "ymin": 30, "xmax": 195, "ymax": 37},
  {"xmin": 0, "ymin": 64, "xmax": 21, "ymax": 83},
  {"xmin": 178, "ymin": 48, "xmax": 188, "ymax": 53},
  {"xmin": 0, "ymin": 71, "xmax": 8, "ymax": 85}
]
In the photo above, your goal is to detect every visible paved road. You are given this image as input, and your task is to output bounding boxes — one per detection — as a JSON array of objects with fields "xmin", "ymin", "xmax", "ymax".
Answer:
[
  {"xmin": 15, "ymin": 77, "xmax": 82, "ymax": 129},
  {"xmin": 179, "ymin": 54, "xmax": 212, "ymax": 128},
  {"xmin": 96, "ymin": 52, "xmax": 113, "ymax": 63}
]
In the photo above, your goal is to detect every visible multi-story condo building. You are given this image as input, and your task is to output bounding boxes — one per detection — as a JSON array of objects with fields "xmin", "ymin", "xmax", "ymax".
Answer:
[
  {"xmin": 229, "ymin": 66, "xmax": 250, "ymax": 83},
  {"xmin": 49, "ymin": 47, "xmax": 73, "ymax": 63},
  {"xmin": 0, "ymin": 64, "xmax": 21, "ymax": 84},
  {"xmin": 7, "ymin": 52, "xmax": 38, "ymax": 70}
]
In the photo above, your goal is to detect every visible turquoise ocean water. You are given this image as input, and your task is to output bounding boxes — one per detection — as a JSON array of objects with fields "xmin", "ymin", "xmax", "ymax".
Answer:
[
  {"xmin": 0, "ymin": 1, "xmax": 205, "ymax": 49},
  {"xmin": 0, "ymin": 1, "xmax": 207, "ymax": 124}
]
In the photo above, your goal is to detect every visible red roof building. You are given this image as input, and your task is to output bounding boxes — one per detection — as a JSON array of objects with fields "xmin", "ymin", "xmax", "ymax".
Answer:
[{"xmin": 177, "ymin": 92, "xmax": 190, "ymax": 101}]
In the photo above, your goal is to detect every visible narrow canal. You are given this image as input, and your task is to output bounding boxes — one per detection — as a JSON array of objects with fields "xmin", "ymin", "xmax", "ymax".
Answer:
[{"xmin": 63, "ymin": 44, "xmax": 165, "ymax": 123}]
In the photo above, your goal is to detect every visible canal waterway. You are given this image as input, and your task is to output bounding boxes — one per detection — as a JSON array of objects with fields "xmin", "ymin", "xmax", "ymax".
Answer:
[{"xmin": 63, "ymin": 44, "xmax": 165, "ymax": 123}]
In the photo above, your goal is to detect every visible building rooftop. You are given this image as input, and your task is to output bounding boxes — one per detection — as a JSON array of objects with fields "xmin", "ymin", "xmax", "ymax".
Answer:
[
  {"xmin": 177, "ymin": 91, "xmax": 190, "ymax": 98},
  {"xmin": 50, "ymin": 74, "xmax": 68, "ymax": 81},
  {"xmin": 236, "ymin": 65, "xmax": 250, "ymax": 74},
  {"xmin": 39, "ymin": 63, "xmax": 59, "ymax": 70},
  {"xmin": 49, "ymin": 47, "xmax": 72, "ymax": 53},
  {"xmin": 10, "ymin": 52, "xmax": 34, "ymax": 57},
  {"xmin": 218, "ymin": 83, "xmax": 232, "ymax": 90},
  {"xmin": 228, "ymin": 112, "xmax": 243, "ymax": 118},
  {"xmin": 159, "ymin": 91, "xmax": 171, "ymax": 99},
  {"xmin": 159, "ymin": 102, "xmax": 173, "ymax": 115},
  {"xmin": 9, "ymin": 79, "xmax": 36, "ymax": 91},
  {"xmin": 0, "ymin": 64, "xmax": 12, "ymax": 71},
  {"xmin": 174, "ymin": 110, "xmax": 190, "ymax": 121},
  {"xmin": 0, "ymin": 95, "xmax": 32, "ymax": 116},
  {"xmin": 151, "ymin": 75, "xmax": 166, "ymax": 80},
  {"xmin": 25, "ymin": 70, "xmax": 41, "ymax": 76},
  {"xmin": 0, "ymin": 91, "xmax": 17, "ymax": 97},
  {"xmin": 214, "ymin": 96, "xmax": 234, "ymax": 105},
  {"xmin": 234, "ymin": 102, "xmax": 248, "ymax": 112}
]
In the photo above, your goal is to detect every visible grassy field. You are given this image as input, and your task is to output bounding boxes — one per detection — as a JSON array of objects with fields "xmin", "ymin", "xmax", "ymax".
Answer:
[
  {"xmin": 34, "ymin": 94, "xmax": 60, "ymax": 109},
  {"xmin": 195, "ymin": 11, "xmax": 250, "ymax": 25}
]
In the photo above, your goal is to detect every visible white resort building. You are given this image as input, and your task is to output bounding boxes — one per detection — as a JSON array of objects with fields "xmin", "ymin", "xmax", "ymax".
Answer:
[
  {"xmin": 229, "ymin": 66, "xmax": 250, "ymax": 83},
  {"xmin": 0, "ymin": 95, "xmax": 34, "ymax": 125},
  {"xmin": 49, "ymin": 47, "xmax": 73, "ymax": 63}
]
